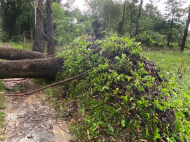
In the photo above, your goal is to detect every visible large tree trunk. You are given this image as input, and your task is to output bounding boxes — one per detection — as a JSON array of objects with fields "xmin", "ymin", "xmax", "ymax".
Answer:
[
  {"xmin": 181, "ymin": 8, "xmax": 190, "ymax": 52},
  {"xmin": 32, "ymin": 0, "xmax": 45, "ymax": 53},
  {"xmin": 135, "ymin": 0, "xmax": 143, "ymax": 36},
  {"xmin": 122, "ymin": 0, "xmax": 126, "ymax": 36},
  {"xmin": 0, "ymin": 58, "xmax": 63, "ymax": 79},
  {"xmin": 46, "ymin": 0, "xmax": 55, "ymax": 55},
  {"xmin": 0, "ymin": 46, "xmax": 49, "ymax": 60}
]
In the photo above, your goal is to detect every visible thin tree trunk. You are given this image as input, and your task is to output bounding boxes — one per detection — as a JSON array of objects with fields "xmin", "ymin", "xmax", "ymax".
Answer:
[
  {"xmin": 135, "ymin": 0, "xmax": 143, "ymax": 36},
  {"xmin": 46, "ymin": 0, "xmax": 55, "ymax": 55},
  {"xmin": 108, "ymin": 14, "xmax": 111, "ymax": 32},
  {"xmin": 167, "ymin": 17, "xmax": 173, "ymax": 48},
  {"xmin": 32, "ymin": 0, "xmax": 45, "ymax": 53},
  {"xmin": 122, "ymin": 0, "xmax": 126, "ymax": 36},
  {"xmin": 18, "ymin": 26, "xmax": 21, "ymax": 35},
  {"xmin": 108, "ymin": 6, "xmax": 112, "ymax": 33},
  {"xmin": 181, "ymin": 8, "xmax": 190, "ymax": 52},
  {"xmin": 30, "ymin": 10, "xmax": 33, "ymax": 40}
]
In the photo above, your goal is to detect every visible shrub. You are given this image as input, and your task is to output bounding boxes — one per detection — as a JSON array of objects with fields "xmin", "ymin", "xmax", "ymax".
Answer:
[{"xmin": 55, "ymin": 34, "xmax": 190, "ymax": 141}]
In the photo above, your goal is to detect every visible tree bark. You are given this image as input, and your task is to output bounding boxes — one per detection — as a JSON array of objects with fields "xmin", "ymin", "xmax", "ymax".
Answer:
[
  {"xmin": 167, "ymin": 17, "xmax": 173, "ymax": 47},
  {"xmin": 32, "ymin": 0, "xmax": 45, "ymax": 53},
  {"xmin": 181, "ymin": 8, "xmax": 190, "ymax": 52},
  {"xmin": 0, "ymin": 57, "xmax": 63, "ymax": 79},
  {"xmin": 46, "ymin": 0, "xmax": 55, "ymax": 55},
  {"xmin": 0, "ymin": 46, "xmax": 49, "ymax": 60},
  {"xmin": 122, "ymin": 0, "xmax": 126, "ymax": 36},
  {"xmin": 135, "ymin": 0, "xmax": 143, "ymax": 36}
]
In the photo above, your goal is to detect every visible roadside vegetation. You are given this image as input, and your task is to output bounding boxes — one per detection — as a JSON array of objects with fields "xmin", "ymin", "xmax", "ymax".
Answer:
[
  {"xmin": 0, "ymin": 81, "xmax": 5, "ymax": 140},
  {"xmin": 45, "ymin": 35, "xmax": 190, "ymax": 141},
  {"xmin": 1, "ymin": 0, "xmax": 190, "ymax": 141}
]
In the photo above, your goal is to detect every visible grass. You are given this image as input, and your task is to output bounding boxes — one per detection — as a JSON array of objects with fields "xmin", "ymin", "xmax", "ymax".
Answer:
[
  {"xmin": 143, "ymin": 50, "xmax": 190, "ymax": 94},
  {"xmin": 9, "ymin": 41, "xmax": 33, "ymax": 50},
  {"xmin": 0, "ymin": 41, "xmax": 2, "ymax": 46},
  {"xmin": 9, "ymin": 42, "xmax": 23, "ymax": 49}
]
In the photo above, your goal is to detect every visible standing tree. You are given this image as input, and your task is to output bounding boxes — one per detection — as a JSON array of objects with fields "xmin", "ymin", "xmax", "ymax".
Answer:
[
  {"xmin": 135, "ymin": 0, "xmax": 143, "ymax": 36},
  {"xmin": 32, "ymin": 0, "xmax": 45, "ymax": 53},
  {"xmin": 164, "ymin": 0, "xmax": 185, "ymax": 47},
  {"xmin": 122, "ymin": 0, "xmax": 126, "ymax": 36},
  {"xmin": 181, "ymin": 6, "xmax": 190, "ymax": 52},
  {"xmin": 46, "ymin": 0, "xmax": 55, "ymax": 55}
]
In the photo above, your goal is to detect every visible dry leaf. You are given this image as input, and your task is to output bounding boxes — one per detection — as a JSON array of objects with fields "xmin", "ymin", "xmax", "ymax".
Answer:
[
  {"xmin": 61, "ymin": 130, "xmax": 64, "ymax": 136},
  {"xmin": 136, "ymin": 126, "xmax": 142, "ymax": 133},
  {"xmin": 87, "ymin": 129, "xmax": 90, "ymax": 140},
  {"xmin": 139, "ymin": 139, "xmax": 147, "ymax": 142},
  {"xmin": 16, "ymin": 121, "xmax": 20, "ymax": 127}
]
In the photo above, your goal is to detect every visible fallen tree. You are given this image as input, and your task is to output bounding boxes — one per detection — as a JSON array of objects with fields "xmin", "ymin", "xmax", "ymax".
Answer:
[
  {"xmin": 0, "ymin": 46, "xmax": 49, "ymax": 60},
  {"xmin": 0, "ymin": 57, "xmax": 63, "ymax": 79}
]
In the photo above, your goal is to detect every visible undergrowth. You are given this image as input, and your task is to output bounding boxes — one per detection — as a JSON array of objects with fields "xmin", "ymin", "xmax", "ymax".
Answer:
[
  {"xmin": 52, "ymin": 35, "xmax": 190, "ymax": 141},
  {"xmin": 0, "ymin": 81, "xmax": 5, "ymax": 140}
]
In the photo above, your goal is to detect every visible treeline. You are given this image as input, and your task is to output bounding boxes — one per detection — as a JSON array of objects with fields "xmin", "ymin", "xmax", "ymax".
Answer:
[{"xmin": 0, "ymin": 0, "xmax": 190, "ymax": 51}]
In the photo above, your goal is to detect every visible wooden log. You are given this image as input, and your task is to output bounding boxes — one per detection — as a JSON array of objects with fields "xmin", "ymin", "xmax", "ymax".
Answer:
[
  {"xmin": 0, "ymin": 57, "xmax": 63, "ymax": 79},
  {"xmin": 0, "ymin": 46, "xmax": 49, "ymax": 60}
]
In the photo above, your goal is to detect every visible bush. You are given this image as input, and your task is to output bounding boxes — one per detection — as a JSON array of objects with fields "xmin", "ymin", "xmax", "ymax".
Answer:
[
  {"xmin": 54, "ymin": 34, "xmax": 190, "ymax": 141},
  {"xmin": 11, "ymin": 35, "xmax": 22, "ymax": 43}
]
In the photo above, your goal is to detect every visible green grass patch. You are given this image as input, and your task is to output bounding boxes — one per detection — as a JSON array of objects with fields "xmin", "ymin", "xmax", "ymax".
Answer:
[
  {"xmin": 0, "ymin": 41, "xmax": 3, "ymax": 46},
  {"xmin": 143, "ymin": 50, "xmax": 190, "ymax": 93},
  {"xmin": 9, "ymin": 42, "xmax": 23, "ymax": 49}
]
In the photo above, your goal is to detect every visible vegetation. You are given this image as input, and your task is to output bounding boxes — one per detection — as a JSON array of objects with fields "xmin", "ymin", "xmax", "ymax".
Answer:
[
  {"xmin": 144, "ymin": 50, "xmax": 190, "ymax": 93},
  {"xmin": 48, "ymin": 35, "xmax": 190, "ymax": 141},
  {"xmin": 0, "ymin": 81, "xmax": 5, "ymax": 140},
  {"xmin": 9, "ymin": 42, "xmax": 23, "ymax": 49},
  {"xmin": 1, "ymin": 0, "xmax": 190, "ymax": 141}
]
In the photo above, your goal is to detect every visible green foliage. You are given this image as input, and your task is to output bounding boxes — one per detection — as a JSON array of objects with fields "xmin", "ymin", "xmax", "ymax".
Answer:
[
  {"xmin": 1, "ymin": 0, "xmax": 34, "ymax": 40},
  {"xmin": 52, "ymin": 3, "xmax": 93, "ymax": 45},
  {"xmin": 11, "ymin": 35, "xmax": 22, "ymax": 43},
  {"xmin": 54, "ymin": 35, "xmax": 190, "ymax": 141}
]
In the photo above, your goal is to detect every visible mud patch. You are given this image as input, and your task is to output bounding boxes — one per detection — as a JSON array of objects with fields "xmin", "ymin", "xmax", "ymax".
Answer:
[{"xmin": 2, "ymin": 79, "xmax": 71, "ymax": 142}]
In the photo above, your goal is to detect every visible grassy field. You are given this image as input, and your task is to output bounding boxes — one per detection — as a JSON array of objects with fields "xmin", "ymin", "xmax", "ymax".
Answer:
[{"xmin": 143, "ymin": 50, "xmax": 190, "ymax": 94}]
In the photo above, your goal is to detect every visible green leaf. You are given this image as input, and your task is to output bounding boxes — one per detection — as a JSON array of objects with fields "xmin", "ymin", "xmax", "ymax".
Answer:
[
  {"xmin": 114, "ymin": 56, "xmax": 120, "ymax": 60},
  {"xmin": 121, "ymin": 119, "xmax": 125, "ymax": 127}
]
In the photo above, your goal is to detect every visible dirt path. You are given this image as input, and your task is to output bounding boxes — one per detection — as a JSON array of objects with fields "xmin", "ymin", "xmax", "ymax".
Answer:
[{"xmin": 2, "ymin": 79, "xmax": 71, "ymax": 142}]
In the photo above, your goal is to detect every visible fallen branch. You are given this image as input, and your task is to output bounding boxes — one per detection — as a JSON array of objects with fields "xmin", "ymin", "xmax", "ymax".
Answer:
[
  {"xmin": 1, "ymin": 69, "xmax": 94, "ymax": 96},
  {"xmin": 1, "ymin": 79, "xmax": 26, "ymax": 82}
]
